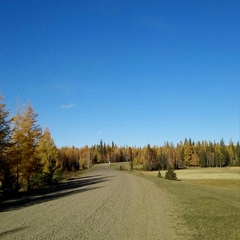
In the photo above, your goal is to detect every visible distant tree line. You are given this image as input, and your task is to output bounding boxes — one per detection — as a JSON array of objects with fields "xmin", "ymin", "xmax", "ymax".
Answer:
[
  {"xmin": 1, "ymin": 94, "xmax": 240, "ymax": 195},
  {"xmin": 60, "ymin": 138, "xmax": 240, "ymax": 172}
]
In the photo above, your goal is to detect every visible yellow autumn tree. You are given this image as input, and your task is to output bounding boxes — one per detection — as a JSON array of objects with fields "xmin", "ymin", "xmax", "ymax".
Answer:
[
  {"xmin": 36, "ymin": 127, "xmax": 61, "ymax": 184},
  {"xmin": 12, "ymin": 103, "xmax": 42, "ymax": 191},
  {"xmin": 184, "ymin": 139, "xmax": 193, "ymax": 166}
]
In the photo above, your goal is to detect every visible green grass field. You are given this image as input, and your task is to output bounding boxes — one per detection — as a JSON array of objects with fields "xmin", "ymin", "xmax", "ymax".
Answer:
[
  {"xmin": 111, "ymin": 163, "xmax": 240, "ymax": 240},
  {"xmin": 154, "ymin": 177, "xmax": 240, "ymax": 240}
]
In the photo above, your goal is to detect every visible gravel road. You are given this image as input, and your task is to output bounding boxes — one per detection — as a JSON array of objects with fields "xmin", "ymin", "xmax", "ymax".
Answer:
[{"xmin": 0, "ymin": 164, "xmax": 192, "ymax": 240}]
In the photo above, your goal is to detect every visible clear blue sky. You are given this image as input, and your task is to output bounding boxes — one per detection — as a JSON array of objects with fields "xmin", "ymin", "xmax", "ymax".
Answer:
[{"xmin": 0, "ymin": 0, "xmax": 239, "ymax": 147}]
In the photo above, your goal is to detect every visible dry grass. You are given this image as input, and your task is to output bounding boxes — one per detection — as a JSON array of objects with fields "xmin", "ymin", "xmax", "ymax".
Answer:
[
  {"xmin": 110, "ymin": 162, "xmax": 131, "ymax": 171},
  {"xmin": 184, "ymin": 179, "xmax": 240, "ymax": 191},
  {"xmin": 61, "ymin": 165, "xmax": 96, "ymax": 181},
  {"xmin": 143, "ymin": 166, "xmax": 240, "ymax": 180}
]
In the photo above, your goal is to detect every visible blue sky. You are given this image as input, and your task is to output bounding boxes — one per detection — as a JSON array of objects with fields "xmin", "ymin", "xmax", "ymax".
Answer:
[{"xmin": 0, "ymin": 0, "xmax": 239, "ymax": 147}]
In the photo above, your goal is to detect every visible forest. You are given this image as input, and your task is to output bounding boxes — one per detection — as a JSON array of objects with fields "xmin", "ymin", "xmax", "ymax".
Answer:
[{"xmin": 1, "ymin": 94, "xmax": 240, "ymax": 195}]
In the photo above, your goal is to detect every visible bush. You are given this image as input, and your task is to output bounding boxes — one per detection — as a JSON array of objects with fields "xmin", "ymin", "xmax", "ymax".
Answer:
[
  {"xmin": 165, "ymin": 165, "xmax": 177, "ymax": 180},
  {"xmin": 143, "ymin": 163, "xmax": 150, "ymax": 171},
  {"xmin": 30, "ymin": 172, "xmax": 49, "ymax": 188},
  {"xmin": 53, "ymin": 169, "xmax": 63, "ymax": 182},
  {"xmin": 30, "ymin": 169, "xmax": 63, "ymax": 189},
  {"xmin": 1, "ymin": 169, "xmax": 20, "ymax": 194}
]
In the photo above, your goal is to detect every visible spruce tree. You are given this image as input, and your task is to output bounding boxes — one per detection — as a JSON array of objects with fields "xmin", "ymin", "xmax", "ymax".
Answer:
[
  {"xmin": 200, "ymin": 149, "xmax": 208, "ymax": 167},
  {"xmin": 0, "ymin": 95, "xmax": 17, "ymax": 193},
  {"xmin": 165, "ymin": 165, "xmax": 177, "ymax": 180}
]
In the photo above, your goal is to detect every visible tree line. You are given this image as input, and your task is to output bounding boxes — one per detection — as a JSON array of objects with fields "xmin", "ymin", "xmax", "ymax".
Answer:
[
  {"xmin": 60, "ymin": 137, "xmax": 240, "ymax": 172},
  {"xmin": 1, "ymin": 94, "xmax": 240, "ymax": 195}
]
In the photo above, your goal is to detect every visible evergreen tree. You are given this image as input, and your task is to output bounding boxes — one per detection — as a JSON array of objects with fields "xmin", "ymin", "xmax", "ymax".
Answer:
[
  {"xmin": 0, "ymin": 95, "xmax": 17, "ymax": 193},
  {"xmin": 235, "ymin": 142, "xmax": 240, "ymax": 166},
  {"xmin": 228, "ymin": 139, "xmax": 235, "ymax": 166},
  {"xmin": 99, "ymin": 139, "xmax": 104, "ymax": 163},
  {"xmin": 129, "ymin": 147, "xmax": 133, "ymax": 171},
  {"xmin": 219, "ymin": 138, "xmax": 229, "ymax": 167},
  {"xmin": 200, "ymin": 149, "xmax": 208, "ymax": 167},
  {"xmin": 157, "ymin": 151, "xmax": 168, "ymax": 170},
  {"xmin": 165, "ymin": 165, "xmax": 177, "ymax": 180}
]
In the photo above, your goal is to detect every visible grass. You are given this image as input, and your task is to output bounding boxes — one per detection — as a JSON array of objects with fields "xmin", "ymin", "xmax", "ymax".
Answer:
[
  {"xmin": 111, "ymin": 163, "xmax": 240, "ymax": 240},
  {"xmin": 152, "ymin": 177, "xmax": 240, "ymax": 240},
  {"xmin": 110, "ymin": 162, "xmax": 131, "ymax": 171},
  {"xmin": 61, "ymin": 165, "xmax": 96, "ymax": 181},
  {"xmin": 144, "ymin": 167, "xmax": 240, "ymax": 180}
]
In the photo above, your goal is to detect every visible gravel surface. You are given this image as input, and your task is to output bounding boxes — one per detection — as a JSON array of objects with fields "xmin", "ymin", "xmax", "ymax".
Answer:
[{"xmin": 0, "ymin": 164, "xmax": 192, "ymax": 239}]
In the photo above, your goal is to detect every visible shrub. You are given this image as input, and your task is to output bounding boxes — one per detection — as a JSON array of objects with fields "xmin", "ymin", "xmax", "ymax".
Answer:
[
  {"xmin": 165, "ymin": 165, "xmax": 177, "ymax": 180},
  {"xmin": 53, "ymin": 169, "xmax": 63, "ymax": 182},
  {"xmin": 143, "ymin": 163, "xmax": 150, "ymax": 171},
  {"xmin": 30, "ymin": 169, "xmax": 63, "ymax": 189},
  {"xmin": 1, "ymin": 168, "xmax": 20, "ymax": 194},
  {"xmin": 30, "ymin": 172, "xmax": 50, "ymax": 188}
]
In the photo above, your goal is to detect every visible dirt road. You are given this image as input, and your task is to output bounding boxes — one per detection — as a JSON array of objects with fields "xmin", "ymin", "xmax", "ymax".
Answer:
[{"xmin": 0, "ymin": 164, "xmax": 192, "ymax": 239}]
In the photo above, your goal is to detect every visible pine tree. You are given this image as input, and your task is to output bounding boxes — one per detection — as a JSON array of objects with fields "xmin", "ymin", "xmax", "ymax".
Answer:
[
  {"xmin": 99, "ymin": 139, "xmax": 104, "ymax": 163},
  {"xmin": 200, "ymin": 149, "xmax": 208, "ymax": 167},
  {"xmin": 0, "ymin": 95, "xmax": 17, "ymax": 193},
  {"xmin": 0, "ymin": 95, "xmax": 10, "ymax": 173},
  {"xmin": 235, "ymin": 142, "xmax": 240, "ymax": 166},
  {"xmin": 219, "ymin": 138, "xmax": 229, "ymax": 167},
  {"xmin": 165, "ymin": 165, "xmax": 177, "ymax": 180},
  {"xmin": 129, "ymin": 147, "xmax": 133, "ymax": 170}
]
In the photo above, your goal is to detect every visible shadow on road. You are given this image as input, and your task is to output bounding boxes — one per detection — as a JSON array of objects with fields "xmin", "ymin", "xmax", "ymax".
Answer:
[
  {"xmin": 0, "ymin": 227, "xmax": 28, "ymax": 238},
  {"xmin": 67, "ymin": 174, "xmax": 104, "ymax": 181},
  {"xmin": 0, "ymin": 175, "xmax": 112, "ymax": 213}
]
